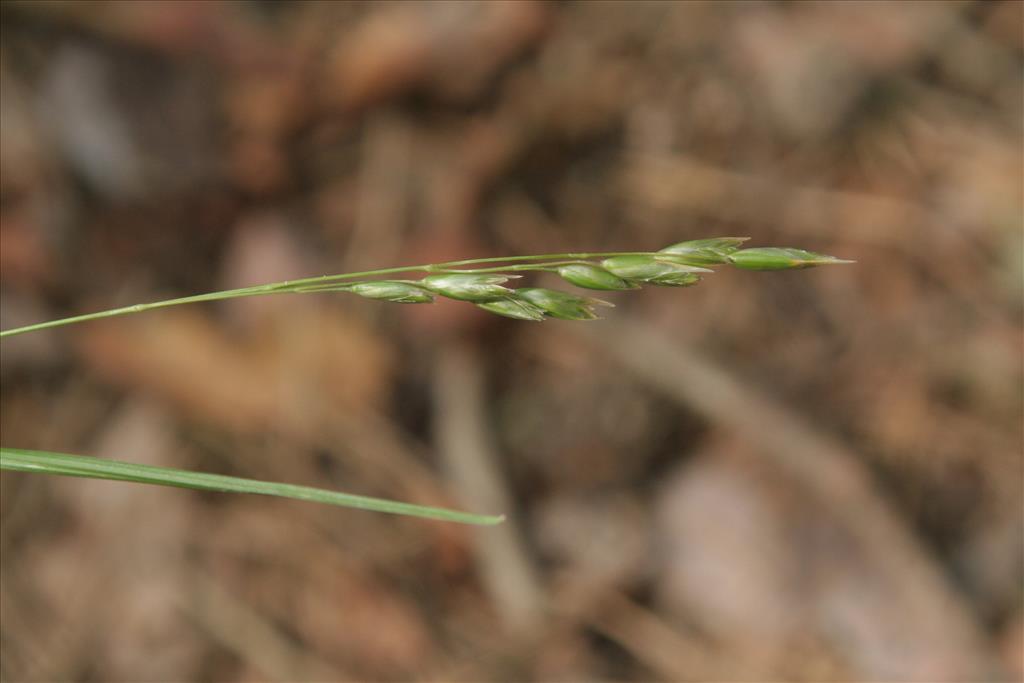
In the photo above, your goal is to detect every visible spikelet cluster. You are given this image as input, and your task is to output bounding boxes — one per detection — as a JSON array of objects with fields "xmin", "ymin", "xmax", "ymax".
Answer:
[{"xmin": 337, "ymin": 238, "xmax": 852, "ymax": 321}]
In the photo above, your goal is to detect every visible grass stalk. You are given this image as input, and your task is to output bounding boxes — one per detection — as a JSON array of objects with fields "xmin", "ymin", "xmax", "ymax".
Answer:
[{"xmin": 0, "ymin": 251, "xmax": 685, "ymax": 338}]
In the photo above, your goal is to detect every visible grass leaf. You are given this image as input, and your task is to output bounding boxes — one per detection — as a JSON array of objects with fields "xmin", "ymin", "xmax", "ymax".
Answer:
[{"xmin": 0, "ymin": 448, "xmax": 504, "ymax": 526}]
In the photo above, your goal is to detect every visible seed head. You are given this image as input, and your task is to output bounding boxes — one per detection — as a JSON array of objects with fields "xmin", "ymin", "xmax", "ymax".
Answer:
[
  {"xmin": 517, "ymin": 288, "xmax": 612, "ymax": 320},
  {"xmin": 347, "ymin": 281, "xmax": 435, "ymax": 303},
  {"xmin": 727, "ymin": 247, "xmax": 855, "ymax": 271},
  {"xmin": 658, "ymin": 237, "xmax": 749, "ymax": 265},
  {"xmin": 601, "ymin": 255, "xmax": 711, "ymax": 283},
  {"xmin": 557, "ymin": 264, "xmax": 638, "ymax": 291},
  {"xmin": 644, "ymin": 271, "xmax": 702, "ymax": 287},
  {"xmin": 476, "ymin": 297, "xmax": 547, "ymax": 321},
  {"xmin": 419, "ymin": 273, "xmax": 518, "ymax": 301}
]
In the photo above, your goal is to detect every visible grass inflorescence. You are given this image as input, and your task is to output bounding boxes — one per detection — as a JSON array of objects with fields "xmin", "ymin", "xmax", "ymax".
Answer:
[
  {"xmin": 0, "ymin": 238, "xmax": 852, "ymax": 336},
  {"xmin": 0, "ymin": 238, "xmax": 851, "ymax": 524}
]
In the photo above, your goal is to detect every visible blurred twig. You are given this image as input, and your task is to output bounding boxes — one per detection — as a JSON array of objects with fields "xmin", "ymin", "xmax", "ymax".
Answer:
[{"xmin": 433, "ymin": 343, "xmax": 545, "ymax": 633}]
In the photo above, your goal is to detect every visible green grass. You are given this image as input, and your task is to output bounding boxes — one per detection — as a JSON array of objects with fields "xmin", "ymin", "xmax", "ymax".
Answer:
[
  {"xmin": 0, "ymin": 448, "xmax": 503, "ymax": 525},
  {"xmin": 0, "ymin": 239, "xmax": 851, "ymax": 524}
]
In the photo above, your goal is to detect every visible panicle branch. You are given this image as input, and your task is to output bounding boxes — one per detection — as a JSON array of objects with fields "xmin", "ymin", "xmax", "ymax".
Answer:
[{"xmin": 0, "ymin": 239, "xmax": 853, "ymax": 337}]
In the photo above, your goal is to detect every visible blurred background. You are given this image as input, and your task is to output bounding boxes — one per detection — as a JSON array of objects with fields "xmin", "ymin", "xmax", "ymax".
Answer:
[{"xmin": 0, "ymin": 1, "xmax": 1021, "ymax": 681}]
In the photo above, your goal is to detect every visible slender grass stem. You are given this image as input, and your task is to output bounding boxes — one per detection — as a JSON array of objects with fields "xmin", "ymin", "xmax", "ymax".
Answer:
[
  {"xmin": 422, "ymin": 261, "xmax": 593, "ymax": 275},
  {"xmin": 426, "ymin": 251, "xmax": 658, "ymax": 268},
  {"xmin": 0, "ymin": 251, "xmax": 662, "ymax": 338}
]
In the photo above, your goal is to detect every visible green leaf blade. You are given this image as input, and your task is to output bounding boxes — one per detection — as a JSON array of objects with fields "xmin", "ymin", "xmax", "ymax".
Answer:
[{"xmin": 0, "ymin": 448, "xmax": 504, "ymax": 526}]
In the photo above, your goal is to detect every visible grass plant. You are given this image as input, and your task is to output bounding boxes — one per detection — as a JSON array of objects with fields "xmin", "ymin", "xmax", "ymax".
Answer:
[{"xmin": 0, "ymin": 238, "xmax": 851, "ymax": 524}]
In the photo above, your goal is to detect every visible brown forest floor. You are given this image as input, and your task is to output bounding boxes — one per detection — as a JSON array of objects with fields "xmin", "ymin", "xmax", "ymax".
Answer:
[{"xmin": 0, "ymin": 2, "xmax": 1022, "ymax": 681}]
